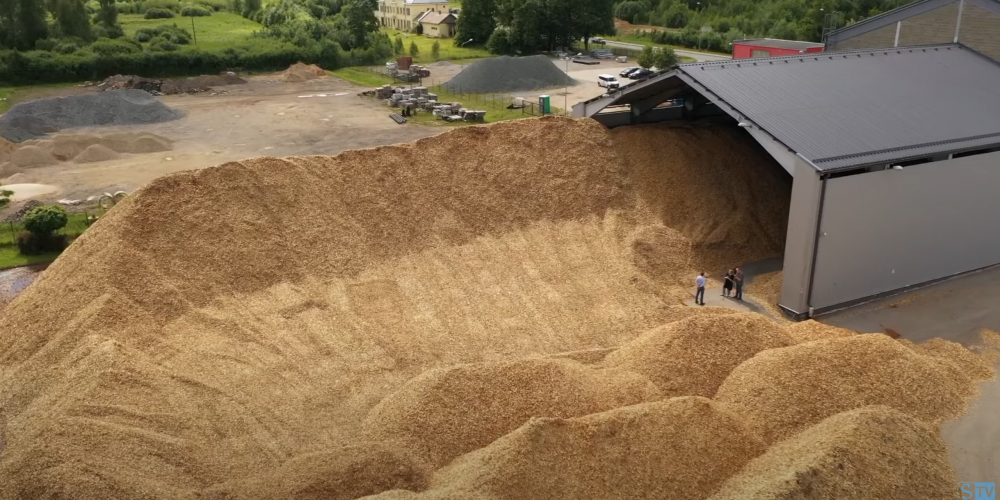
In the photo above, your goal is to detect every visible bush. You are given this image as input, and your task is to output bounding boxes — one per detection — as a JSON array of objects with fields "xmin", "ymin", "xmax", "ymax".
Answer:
[
  {"xmin": 89, "ymin": 37, "xmax": 142, "ymax": 56},
  {"xmin": 181, "ymin": 5, "xmax": 212, "ymax": 16},
  {"xmin": 408, "ymin": 40, "xmax": 418, "ymax": 57},
  {"xmin": 54, "ymin": 42, "xmax": 82, "ymax": 54},
  {"xmin": 135, "ymin": 31, "xmax": 153, "ymax": 42},
  {"xmin": 149, "ymin": 39, "xmax": 180, "ymax": 51},
  {"xmin": 431, "ymin": 40, "xmax": 440, "ymax": 60},
  {"xmin": 23, "ymin": 206, "xmax": 69, "ymax": 237},
  {"xmin": 16, "ymin": 232, "xmax": 69, "ymax": 255},
  {"xmin": 145, "ymin": 7, "xmax": 175, "ymax": 18},
  {"xmin": 92, "ymin": 23, "xmax": 125, "ymax": 39},
  {"xmin": 116, "ymin": 1, "xmax": 138, "ymax": 13},
  {"xmin": 140, "ymin": 0, "xmax": 180, "ymax": 12}
]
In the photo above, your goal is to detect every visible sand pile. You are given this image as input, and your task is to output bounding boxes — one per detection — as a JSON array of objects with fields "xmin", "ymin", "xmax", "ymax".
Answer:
[
  {"xmin": 715, "ymin": 334, "xmax": 987, "ymax": 443},
  {"xmin": 281, "ymin": 63, "xmax": 327, "ymax": 82},
  {"xmin": 443, "ymin": 55, "xmax": 576, "ymax": 93},
  {"xmin": 361, "ymin": 358, "xmax": 661, "ymax": 467},
  {"xmin": 73, "ymin": 144, "xmax": 121, "ymax": 163},
  {"xmin": 9, "ymin": 145, "xmax": 57, "ymax": 169},
  {"xmin": 0, "ymin": 136, "xmax": 15, "ymax": 163},
  {"xmin": 602, "ymin": 313, "xmax": 793, "ymax": 397},
  {"xmin": 709, "ymin": 406, "xmax": 955, "ymax": 500},
  {"xmin": 366, "ymin": 397, "xmax": 766, "ymax": 500},
  {"xmin": 0, "ymin": 90, "xmax": 182, "ymax": 142}
]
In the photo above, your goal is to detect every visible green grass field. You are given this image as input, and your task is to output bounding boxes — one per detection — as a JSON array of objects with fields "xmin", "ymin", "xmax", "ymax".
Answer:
[
  {"xmin": 0, "ymin": 212, "xmax": 93, "ymax": 269},
  {"xmin": 120, "ymin": 12, "xmax": 262, "ymax": 51},
  {"xmin": 329, "ymin": 67, "xmax": 396, "ymax": 87},
  {"xmin": 383, "ymin": 29, "xmax": 491, "ymax": 63},
  {"xmin": 0, "ymin": 83, "xmax": 77, "ymax": 114},
  {"xmin": 605, "ymin": 34, "xmax": 731, "ymax": 56}
]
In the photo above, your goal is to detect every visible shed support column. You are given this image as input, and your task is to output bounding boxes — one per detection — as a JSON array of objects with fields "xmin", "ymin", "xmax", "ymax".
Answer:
[{"xmin": 779, "ymin": 156, "xmax": 825, "ymax": 319}]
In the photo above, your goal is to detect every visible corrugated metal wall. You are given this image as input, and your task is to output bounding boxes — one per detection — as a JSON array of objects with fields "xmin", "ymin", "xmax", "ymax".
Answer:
[{"xmin": 809, "ymin": 150, "xmax": 1000, "ymax": 310}]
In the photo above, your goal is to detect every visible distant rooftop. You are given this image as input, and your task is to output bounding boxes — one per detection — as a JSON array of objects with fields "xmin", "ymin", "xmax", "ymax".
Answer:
[
  {"xmin": 420, "ymin": 12, "xmax": 456, "ymax": 24},
  {"xmin": 736, "ymin": 38, "xmax": 825, "ymax": 50},
  {"xmin": 406, "ymin": 0, "xmax": 449, "ymax": 4}
]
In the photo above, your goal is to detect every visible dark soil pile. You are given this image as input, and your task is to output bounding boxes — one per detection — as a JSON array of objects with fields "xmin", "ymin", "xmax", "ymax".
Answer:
[
  {"xmin": 443, "ymin": 55, "xmax": 576, "ymax": 93},
  {"xmin": 0, "ymin": 90, "xmax": 182, "ymax": 142}
]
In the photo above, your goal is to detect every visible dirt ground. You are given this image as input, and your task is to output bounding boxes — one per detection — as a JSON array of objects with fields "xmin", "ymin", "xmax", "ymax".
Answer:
[{"xmin": 2, "ymin": 75, "xmax": 444, "ymax": 202}]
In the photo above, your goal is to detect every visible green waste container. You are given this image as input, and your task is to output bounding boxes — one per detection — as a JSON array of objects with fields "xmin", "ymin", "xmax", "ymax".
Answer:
[{"xmin": 539, "ymin": 95, "xmax": 551, "ymax": 115}]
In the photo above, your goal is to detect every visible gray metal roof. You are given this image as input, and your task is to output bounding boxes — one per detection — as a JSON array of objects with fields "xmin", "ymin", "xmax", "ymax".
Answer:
[
  {"xmin": 676, "ymin": 44, "xmax": 1000, "ymax": 171},
  {"xmin": 736, "ymin": 38, "xmax": 825, "ymax": 51},
  {"xmin": 825, "ymin": 0, "xmax": 1000, "ymax": 46}
]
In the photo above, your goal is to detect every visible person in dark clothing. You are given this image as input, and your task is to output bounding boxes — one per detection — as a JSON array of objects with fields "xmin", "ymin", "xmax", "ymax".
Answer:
[
  {"xmin": 734, "ymin": 267, "xmax": 744, "ymax": 300},
  {"xmin": 722, "ymin": 269, "xmax": 735, "ymax": 297}
]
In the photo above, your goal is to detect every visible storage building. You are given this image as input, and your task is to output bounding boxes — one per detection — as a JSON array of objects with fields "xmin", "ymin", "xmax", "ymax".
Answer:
[{"xmin": 732, "ymin": 38, "xmax": 824, "ymax": 59}]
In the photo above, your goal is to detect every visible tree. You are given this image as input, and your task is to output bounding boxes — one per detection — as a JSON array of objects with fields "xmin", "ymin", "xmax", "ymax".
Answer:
[
  {"xmin": 54, "ymin": 0, "xmax": 93, "ymax": 40},
  {"xmin": 23, "ymin": 206, "xmax": 68, "ymax": 237},
  {"xmin": 652, "ymin": 46, "xmax": 677, "ymax": 69},
  {"xmin": 637, "ymin": 44, "xmax": 655, "ymax": 68},
  {"xmin": 408, "ymin": 40, "xmax": 419, "ymax": 56},
  {"xmin": 341, "ymin": 0, "xmax": 379, "ymax": 48},
  {"xmin": 96, "ymin": 0, "xmax": 119, "ymax": 28},
  {"xmin": 454, "ymin": 0, "xmax": 496, "ymax": 48},
  {"xmin": 485, "ymin": 26, "xmax": 513, "ymax": 54},
  {"xmin": 0, "ymin": 0, "xmax": 49, "ymax": 50},
  {"xmin": 242, "ymin": 0, "xmax": 262, "ymax": 18},
  {"xmin": 431, "ymin": 40, "xmax": 440, "ymax": 60},
  {"xmin": 573, "ymin": 0, "xmax": 614, "ymax": 51},
  {"xmin": 394, "ymin": 35, "xmax": 404, "ymax": 54}
]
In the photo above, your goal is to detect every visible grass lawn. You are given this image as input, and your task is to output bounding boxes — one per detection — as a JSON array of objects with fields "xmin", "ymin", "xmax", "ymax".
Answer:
[
  {"xmin": 383, "ymin": 29, "xmax": 491, "ymax": 63},
  {"xmin": 120, "ymin": 12, "xmax": 262, "ymax": 51},
  {"xmin": 405, "ymin": 86, "xmax": 540, "ymax": 126},
  {"xmin": 0, "ymin": 83, "xmax": 78, "ymax": 114},
  {"xmin": 329, "ymin": 67, "xmax": 396, "ymax": 87},
  {"xmin": 0, "ymin": 212, "xmax": 92, "ymax": 269},
  {"xmin": 605, "ymin": 34, "xmax": 731, "ymax": 56}
]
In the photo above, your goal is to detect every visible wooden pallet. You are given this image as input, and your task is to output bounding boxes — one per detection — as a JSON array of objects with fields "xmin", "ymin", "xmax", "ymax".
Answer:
[{"xmin": 389, "ymin": 113, "xmax": 407, "ymax": 124}]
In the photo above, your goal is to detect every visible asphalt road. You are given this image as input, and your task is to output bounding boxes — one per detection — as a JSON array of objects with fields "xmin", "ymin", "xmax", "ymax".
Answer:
[{"xmin": 603, "ymin": 40, "xmax": 731, "ymax": 62}]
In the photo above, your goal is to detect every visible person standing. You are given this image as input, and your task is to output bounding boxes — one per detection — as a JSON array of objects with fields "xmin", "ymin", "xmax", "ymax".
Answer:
[
  {"xmin": 734, "ymin": 267, "xmax": 744, "ymax": 300},
  {"xmin": 723, "ymin": 269, "xmax": 735, "ymax": 297},
  {"xmin": 695, "ymin": 272, "xmax": 706, "ymax": 306}
]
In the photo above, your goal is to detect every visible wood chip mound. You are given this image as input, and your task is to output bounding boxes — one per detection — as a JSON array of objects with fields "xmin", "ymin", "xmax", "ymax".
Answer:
[
  {"xmin": 204, "ymin": 443, "xmax": 431, "ymax": 500},
  {"xmin": 365, "ymin": 397, "xmax": 766, "ymax": 500},
  {"xmin": 784, "ymin": 319, "xmax": 857, "ymax": 344},
  {"xmin": 715, "ymin": 334, "xmax": 982, "ymax": 443},
  {"xmin": 602, "ymin": 312, "xmax": 793, "ymax": 397},
  {"xmin": 360, "ymin": 358, "xmax": 661, "ymax": 468},
  {"xmin": 899, "ymin": 337, "xmax": 996, "ymax": 381},
  {"xmin": 708, "ymin": 406, "xmax": 956, "ymax": 500}
]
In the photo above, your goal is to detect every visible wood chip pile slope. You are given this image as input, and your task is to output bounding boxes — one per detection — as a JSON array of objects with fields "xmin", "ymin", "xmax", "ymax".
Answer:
[{"xmin": 0, "ymin": 117, "xmax": 991, "ymax": 499}]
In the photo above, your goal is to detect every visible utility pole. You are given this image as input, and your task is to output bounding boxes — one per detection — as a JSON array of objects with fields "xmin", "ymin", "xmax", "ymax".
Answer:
[{"xmin": 191, "ymin": 16, "xmax": 198, "ymax": 46}]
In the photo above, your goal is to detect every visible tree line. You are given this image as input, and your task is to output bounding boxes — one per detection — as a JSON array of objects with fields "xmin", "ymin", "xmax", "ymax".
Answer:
[{"xmin": 455, "ymin": 0, "xmax": 616, "ymax": 54}]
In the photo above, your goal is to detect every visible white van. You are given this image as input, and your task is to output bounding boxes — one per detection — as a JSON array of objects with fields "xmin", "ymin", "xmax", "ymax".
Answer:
[{"xmin": 598, "ymin": 74, "xmax": 619, "ymax": 88}]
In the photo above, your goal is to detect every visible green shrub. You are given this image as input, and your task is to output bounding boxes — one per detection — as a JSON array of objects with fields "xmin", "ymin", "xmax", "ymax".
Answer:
[
  {"xmin": 193, "ymin": 0, "xmax": 228, "ymax": 11},
  {"xmin": 23, "ymin": 206, "xmax": 69, "ymax": 237},
  {"xmin": 116, "ymin": 1, "xmax": 138, "ymax": 13},
  {"xmin": 89, "ymin": 37, "xmax": 142, "ymax": 55},
  {"xmin": 16, "ymin": 232, "xmax": 68, "ymax": 255},
  {"xmin": 180, "ymin": 5, "xmax": 212, "ymax": 16},
  {"xmin": 54, "ymin": 42, "xmax": 82, "ymax": 54},
  {"xmin": 149, "ymin": 39, "xmax": 179, "ymax": 51},
  {"xmin": 144, "ymin": 7, "xmax": 175, "ymax": 18},
  {"xmin": 140, "ymin": 0, "xmax": 180, "ymax": 12},
  {"xmin": 135, "ymin": 31, "xmax": 153, "ymax": 42}
]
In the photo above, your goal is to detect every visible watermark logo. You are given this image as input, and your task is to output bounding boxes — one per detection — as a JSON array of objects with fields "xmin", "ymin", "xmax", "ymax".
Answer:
[{"xmin": 959, "ymin": 482, "xmax": 995, "ymax": 500}]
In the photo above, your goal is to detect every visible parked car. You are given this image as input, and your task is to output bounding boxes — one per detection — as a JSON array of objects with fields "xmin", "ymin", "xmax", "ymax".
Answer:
[
  {"xmin": 628, "ymin": 68, "xmax": 654, "ymax": 79},
  {"xmin": 619, "ymin": 66, "xmax": 639, "ymax": 77},
  {"xmin": 598, "ymin": 74, "xmax": 619, "ymax": 88}
]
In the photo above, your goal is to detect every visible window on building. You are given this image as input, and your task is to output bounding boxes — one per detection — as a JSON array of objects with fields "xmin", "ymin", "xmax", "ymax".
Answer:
[{"xmin": 751, "ymin": 49, "xmax": 770, "ymax": 58}]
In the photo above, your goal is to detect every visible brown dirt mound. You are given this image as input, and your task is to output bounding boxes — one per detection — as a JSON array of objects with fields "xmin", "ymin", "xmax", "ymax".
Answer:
[
  {"xmin": 73, "ymin": 144, "xmax": 121, "ymax": 163},
  {"xmin": 9, "ymin": 145, "xmax": 57, "ymax": 168},
  {"xmin": 280, "ymin": 63, "xmax": 326, "ymax": 82},
  {"xmin": 50, "ymin": 134, "xmax": 100, "ymax": 160},
  {"xmin": 368, "ymin": 397, "xmax": 766, "ymax": 500},
  {"xmin": 715, "ymin": 334, "xmax": 981, "ymax": 443},
  {"xmin": 784, "ymin": 320, "xmax": 857, "ymax": 344},
  {"xmin": 602, "ymin": 312, "xmax": 793, "ymax": 397},
  {"xmin": 0, "ymin": 136, "xmax": 15, "ymax": 163},
  {"xmin": 360, "ymin": 358, "xmax": 661, "ymax": 468},
  {"xmin": 709, "ymin": 406, "xmax": 955, "ymax": 500},
  {"xmin": 161, "ymin": 74, "xmax": 248, "ymax": 94},
  {"xmin": 130, "ymin": 135, "xmax": 173, "ymax": 153},
  {"xmin": 204, "ymin": 443, "xmax": 430, "ymax": 500}
]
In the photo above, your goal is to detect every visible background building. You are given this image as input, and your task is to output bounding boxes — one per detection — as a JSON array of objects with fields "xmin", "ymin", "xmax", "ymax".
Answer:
[
  {"xmin": 732, "ymin": 39, "xmax": 824, "ymax": 59},
  {"xmin": 376, "ymin": 0, "xmax": 449, "ymax": 31},
  {"xmin": 825, "ymin": 0, "xmax": 1000, "ymax": 61},
  {"xmin": 417, "ymin": 11, "xmax": 457, "ymax": 37}
]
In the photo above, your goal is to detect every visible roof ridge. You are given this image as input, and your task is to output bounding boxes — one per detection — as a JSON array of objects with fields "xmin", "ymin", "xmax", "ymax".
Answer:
[{"xmin": 679, "ymin": 44, "xmax": 962, "ymax": 70}]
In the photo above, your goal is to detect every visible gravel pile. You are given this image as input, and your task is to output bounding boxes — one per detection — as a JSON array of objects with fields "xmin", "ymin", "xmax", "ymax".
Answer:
[
  {"xmin": 0, "ymin": 90, "xmax": 183, "ymax": 142},
  {"xmin": 443, "ymin": 55, "xmax": 575, "ymax": 93},
  {"xmin": 2, "ymin": 200, "xmax": 44, "ymax": 222}
]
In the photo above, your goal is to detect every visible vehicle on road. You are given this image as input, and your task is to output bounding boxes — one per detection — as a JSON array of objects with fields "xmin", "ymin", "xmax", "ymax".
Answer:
[
  {"xmin": 628, "ymin": 68, "xmax": 654, "ymax": 79},
  {"xmin": 590, "ymin": 37, "xmax": 606, "ymax": 45},
  {"xmin": 598, "ymin": 74, "xmax": 619, "ymax": 88},
  {"xmin": 619, "ymin": 67, "xmax": 639, "ymax": 77}
]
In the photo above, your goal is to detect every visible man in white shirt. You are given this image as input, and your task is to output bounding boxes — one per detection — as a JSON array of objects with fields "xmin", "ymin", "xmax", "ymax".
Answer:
[{"xmin": 695, "ymin": 272, "xmax": 706, "ymax": 306}]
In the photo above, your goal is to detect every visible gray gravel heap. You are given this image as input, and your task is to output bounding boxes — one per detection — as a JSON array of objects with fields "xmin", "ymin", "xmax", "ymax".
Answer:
[
  {"xmin": 0, "ymin": 90, "xmax": 183, "ymax": 143},
  {"xmin": 443, "ymin": 55, "xmax": 576, "ymax": 93}
]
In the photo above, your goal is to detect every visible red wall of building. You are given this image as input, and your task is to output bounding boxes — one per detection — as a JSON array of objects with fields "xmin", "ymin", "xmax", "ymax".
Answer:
[{"xmin": 732, "ymin": 43, "xmax": 824, "ymax": 59}]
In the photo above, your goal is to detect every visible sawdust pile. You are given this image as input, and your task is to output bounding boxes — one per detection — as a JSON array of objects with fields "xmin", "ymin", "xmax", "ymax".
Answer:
[
  {"xmin": 361, "ymin": 358, "xmax": 661, "ymax": 468},
  {"xmin": 602, "ymin": 313, "xmax": 793, "ymax": 397},
  {"xmin": 281, "ymin": 63, "xmax": 327, "ymax": 82},
  {"xmin": 0, "ymin": 117, "xmax": 984, "ymax": 498},
  {"xmin": 715, "ymin": 334, "xmax": 987, "ymax": 443},
  {"xmin": 784, "ymin": 319, "xmax": 857, "ymax": 344},
  {"xmin": 708, "ymin": 406, "xmax": 956, "ymax": 500},
  {"xmin": 366, "ymin": 397, "xmax": 766, "ymax": 500},
  {"xmin": 73, "ymin": 144, "xmax": 121, "ymax": 163}
]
